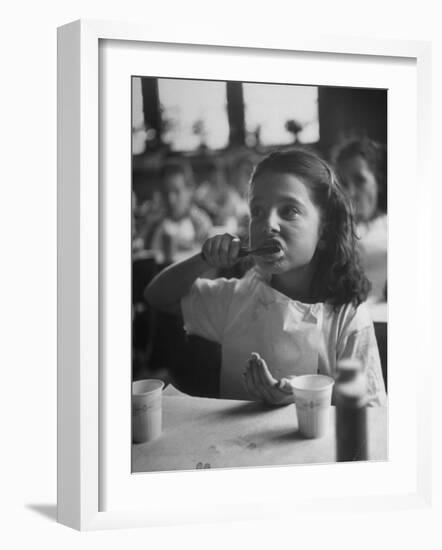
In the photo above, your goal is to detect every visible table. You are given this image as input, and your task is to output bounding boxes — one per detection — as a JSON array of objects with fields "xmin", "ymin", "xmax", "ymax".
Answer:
[{"xmin": 132, "ymin": 389, "xmax": 388, "ymax": 473}]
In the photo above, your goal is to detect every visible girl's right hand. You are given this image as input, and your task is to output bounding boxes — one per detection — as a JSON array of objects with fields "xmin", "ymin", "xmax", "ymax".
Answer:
[
  {"xmin": 201, "ymin": 233, "xmax": 242, "ymax": 268},
  {"xmin": 242, "ymin": 353, "xmax": 294, "ymax": 406}
]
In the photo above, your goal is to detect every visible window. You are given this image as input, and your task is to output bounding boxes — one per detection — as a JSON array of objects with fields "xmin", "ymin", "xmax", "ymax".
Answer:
[
  {"xmin": 158, "ymin": 79, "xmax": 229, "ymax": 151},
  {"xmin": 243, "ymin": 83, "xmax": 319, "ymax": 146}
]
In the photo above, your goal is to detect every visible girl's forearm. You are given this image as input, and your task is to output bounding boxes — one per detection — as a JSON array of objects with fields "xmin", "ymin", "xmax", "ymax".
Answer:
[{"xmin": 144, "ymin": 253, "xmax": 210, "ymax": 312}]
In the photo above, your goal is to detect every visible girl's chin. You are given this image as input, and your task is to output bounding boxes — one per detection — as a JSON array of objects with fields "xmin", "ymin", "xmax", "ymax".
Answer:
[{"xmin": 256, "ymin": 259, "xmax": 286, "ymax": 274}]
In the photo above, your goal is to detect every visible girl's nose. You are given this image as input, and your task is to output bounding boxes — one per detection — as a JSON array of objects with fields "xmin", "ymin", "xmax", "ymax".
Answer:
[{"xmin": 264, "ymin": 210, "xmax": 280, "ymax": 233}]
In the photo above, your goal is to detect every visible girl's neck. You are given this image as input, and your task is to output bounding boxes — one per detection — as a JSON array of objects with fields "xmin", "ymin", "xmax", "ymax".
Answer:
[{"xmin": 271, "ymin": 264, "xmax": 316, "ymax": 303}]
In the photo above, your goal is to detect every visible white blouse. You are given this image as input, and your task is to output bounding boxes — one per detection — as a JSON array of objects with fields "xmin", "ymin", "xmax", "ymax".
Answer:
[{"xmin": 181, "ymin": 268, "xmax": 387, "ymax": 406}]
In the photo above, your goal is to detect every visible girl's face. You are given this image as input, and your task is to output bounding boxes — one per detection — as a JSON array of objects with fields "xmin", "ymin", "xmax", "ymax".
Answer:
[
  {"xmin": 339, "ymin": 155, "xmax": 378, "ymax": 223},
  {"xmin": 249, "ymin": 172, "xmax": 322, "ymax": 277}
]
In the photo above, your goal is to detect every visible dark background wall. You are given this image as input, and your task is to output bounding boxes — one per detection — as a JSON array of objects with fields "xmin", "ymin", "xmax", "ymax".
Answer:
[{"xmin": 317, "ymin": 86, "xmax": 387, "ymax": 156}]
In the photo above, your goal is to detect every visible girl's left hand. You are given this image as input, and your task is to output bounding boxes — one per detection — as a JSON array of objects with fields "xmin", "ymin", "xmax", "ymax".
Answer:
[{"xmin": 242, "ymin": 352, "xmax": 294, "ymax": 406}]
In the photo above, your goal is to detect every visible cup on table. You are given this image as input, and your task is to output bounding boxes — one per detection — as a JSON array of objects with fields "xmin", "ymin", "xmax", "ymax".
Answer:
[
  {"xmin": 132, "ymin": 379, "xmax": 164, "ymax": 443},
  {"xmin": 290, "ymin": 374, "xmax": 335, "ymax": 439}
]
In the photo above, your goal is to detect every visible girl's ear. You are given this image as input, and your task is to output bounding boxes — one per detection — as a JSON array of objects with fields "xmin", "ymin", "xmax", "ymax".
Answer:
[
  {"xmin": 317, "ymin": 217, "xmax": 329, "ymax": 250},
  {"xmin": 318, "ymin": 218, "xmax": 327, "ymax": 241}
]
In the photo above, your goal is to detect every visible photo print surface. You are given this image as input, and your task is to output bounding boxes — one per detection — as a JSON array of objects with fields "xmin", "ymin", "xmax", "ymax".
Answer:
[{"xmin": 131, "ymin": 76, "xmax": 388, "ymax": 473}]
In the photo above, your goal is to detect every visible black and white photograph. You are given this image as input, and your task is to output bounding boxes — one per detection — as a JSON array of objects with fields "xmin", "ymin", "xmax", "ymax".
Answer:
[{"xmin": 131, "ymin": 76, "xmax": 388, "ymax": 473}]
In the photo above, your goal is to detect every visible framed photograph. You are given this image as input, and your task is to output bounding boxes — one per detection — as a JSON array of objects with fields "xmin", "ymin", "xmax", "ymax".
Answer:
[{"xmin": 57, "ymin": 19, "xmax": 432, "ymax": 530}]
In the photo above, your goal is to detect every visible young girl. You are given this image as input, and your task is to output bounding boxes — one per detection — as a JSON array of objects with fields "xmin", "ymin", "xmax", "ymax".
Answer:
[{"xmin": 145, "ymin": 149, "xmax": 387, "ymax": 406}]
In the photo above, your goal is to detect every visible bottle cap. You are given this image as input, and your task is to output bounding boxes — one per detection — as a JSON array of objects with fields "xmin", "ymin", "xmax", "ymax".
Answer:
[
  {"xmin": 336, "ymin": 359, "xmax": 362, "ymax": 382},
  {"xmin": 336, "ymin": 359, "xmax": 368, "ymax": 407}
]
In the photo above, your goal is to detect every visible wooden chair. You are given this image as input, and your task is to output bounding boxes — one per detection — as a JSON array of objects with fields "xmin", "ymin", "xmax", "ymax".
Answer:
[{"xmin": 374, "ymin": 321, "xmax": 388, "ymax": 391}]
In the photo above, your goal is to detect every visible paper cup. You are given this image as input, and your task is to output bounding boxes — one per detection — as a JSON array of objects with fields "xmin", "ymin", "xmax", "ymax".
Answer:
[
  {"xmin": 132, "ymin": 379, "xmax": 164, "ymax": 443},
  {"xmin": 290, "ymin": 374, "xmax": 335, "ymax": 438}
]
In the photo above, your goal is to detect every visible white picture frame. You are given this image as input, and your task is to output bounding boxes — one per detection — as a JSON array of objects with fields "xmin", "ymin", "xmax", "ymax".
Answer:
[{"xmin": 57, "ymin": 19, "xmax": 432, "ymax": 531}]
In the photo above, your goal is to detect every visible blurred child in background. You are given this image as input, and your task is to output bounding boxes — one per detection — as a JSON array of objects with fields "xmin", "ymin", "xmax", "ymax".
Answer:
[
  {"xmin": 334, "ymin": 138, "xmax": 387, "ymax": 303},
  {"xmin": 195, "ymin": 159, "xmax": 248, "ymax": 235},
  {"xmin": 142, "ymin": 159, "xmax": 213, "ymax": 264}
]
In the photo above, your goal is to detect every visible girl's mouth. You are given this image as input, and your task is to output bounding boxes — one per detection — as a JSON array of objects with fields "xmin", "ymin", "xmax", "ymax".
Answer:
[{"xmin": 258, "ymin": 243, "xmax": 284, "ymax": 262}]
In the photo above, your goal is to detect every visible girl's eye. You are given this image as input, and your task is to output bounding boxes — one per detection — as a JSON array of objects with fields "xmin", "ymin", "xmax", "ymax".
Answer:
[{"xmin": 280, "ymin": 205, "xmax": 299, "ymax": 219}]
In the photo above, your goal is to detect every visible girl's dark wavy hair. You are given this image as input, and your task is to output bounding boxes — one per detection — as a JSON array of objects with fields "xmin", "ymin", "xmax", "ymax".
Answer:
[{"xmin": 251, "ymin": 148, "xmax": 370, "ymax": 308}]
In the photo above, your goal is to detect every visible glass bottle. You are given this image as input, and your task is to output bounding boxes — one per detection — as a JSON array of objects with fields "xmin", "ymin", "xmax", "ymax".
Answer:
[{"xmin": 335, "ymin": 359, "xmax": 369, "ymax": 462}]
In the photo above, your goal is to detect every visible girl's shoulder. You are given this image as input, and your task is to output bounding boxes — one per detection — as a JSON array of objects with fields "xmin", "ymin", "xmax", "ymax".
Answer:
[{"xmin": 323, "ymin": 301, "xmax": 374, "ymax": 334}]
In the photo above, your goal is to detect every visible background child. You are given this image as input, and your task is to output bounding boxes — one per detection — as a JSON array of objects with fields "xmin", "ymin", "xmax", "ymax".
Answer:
[
  {"xmin": 145, "ymin": 149, "xmax": 387, "ymax": 406},
  {"xmin": 334, "ymin": 138, "xmax": 388, "ymax": 303},
  {"xmin": 143, "ymin": 159, "xmax": 213, "ymax": 264},
  {"xmin": 194, "ymin": 158, "xmax": 248, "ymax": 236}
]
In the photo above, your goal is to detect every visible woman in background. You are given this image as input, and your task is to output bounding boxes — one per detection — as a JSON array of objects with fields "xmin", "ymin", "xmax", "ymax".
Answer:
[{"xmin": 334, "ymin": 139, "xmax": 387, "ymax": 304}]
